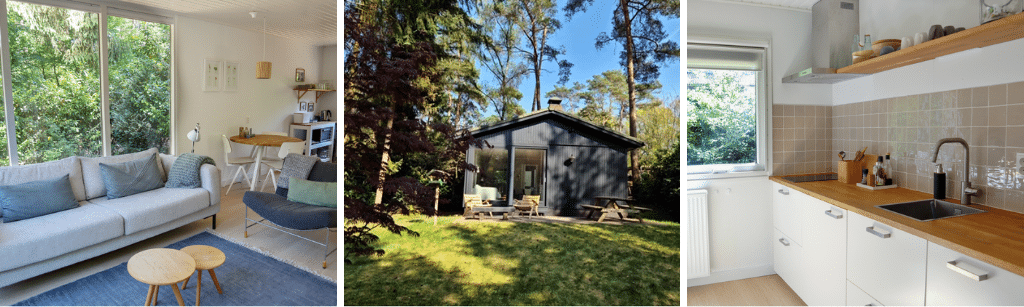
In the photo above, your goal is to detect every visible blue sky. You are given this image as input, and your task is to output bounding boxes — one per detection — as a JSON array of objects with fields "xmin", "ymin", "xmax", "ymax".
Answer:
[{"xmin": 477, "ymin": 2, "xmax": 681, "ymax": 115}]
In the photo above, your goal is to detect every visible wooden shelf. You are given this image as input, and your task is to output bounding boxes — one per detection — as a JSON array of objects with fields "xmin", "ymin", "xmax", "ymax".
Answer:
[
  {"xmin": 295, "ymin": 88, "xmax": 336, "ymax": 104},
  {"xmin": 837, "ymin": 12, "xmax": 1024, "ymax": 74}
]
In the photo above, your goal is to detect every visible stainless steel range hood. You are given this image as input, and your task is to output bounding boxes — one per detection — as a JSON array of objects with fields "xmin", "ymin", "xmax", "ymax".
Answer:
[{"xmin": 782, "ymin": 0, "xmax": 868, "ymax": 84}]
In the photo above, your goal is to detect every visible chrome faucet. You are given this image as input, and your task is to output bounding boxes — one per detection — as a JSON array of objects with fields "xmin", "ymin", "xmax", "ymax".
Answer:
[{"xmin": 932, "ymin": 138, "xmax": 979, "ymax": 205}]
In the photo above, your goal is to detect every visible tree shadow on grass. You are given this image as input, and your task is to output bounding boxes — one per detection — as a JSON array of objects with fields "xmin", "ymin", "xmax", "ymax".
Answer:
[{"xmin": 344, "ymin": 220, "xmax": 680, "ymax": 306}]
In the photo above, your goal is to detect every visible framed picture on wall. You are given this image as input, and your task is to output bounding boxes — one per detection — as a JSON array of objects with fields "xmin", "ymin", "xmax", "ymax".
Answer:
[
  {"xmin": 223, "ymin": 61, "xmax": 239, "ymax": 91},
  {"xmin": 295, "ymin": 68, "xmax": 305, "ymax": 82},
  {"xmin": 299, "ymin": 102, "xmax": 307, "ymax": 112},
  {"xmin": 306, "ymin": 102, "xmax": 314, "ymax": 112},
  {"xmin": 203, "ymin": 59, "xmax": 222, "ymax": 91}
]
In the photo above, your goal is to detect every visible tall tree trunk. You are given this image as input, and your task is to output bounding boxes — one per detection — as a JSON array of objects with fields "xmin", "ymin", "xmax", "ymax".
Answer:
[
  {"xmin": 374, "ymin": 116, "xmax": 394, "ymax": 205},
  {"xmin": 620, "ymin": 0, "xmax": 641, "ymax": 187}
]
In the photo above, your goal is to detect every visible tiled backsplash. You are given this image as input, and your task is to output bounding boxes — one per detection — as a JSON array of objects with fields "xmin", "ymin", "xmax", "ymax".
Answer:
[
  {"xmin": 829, "ymin": 81, "xmax": 1024, "ymax": 213},
  {"xmin": 771, "ymin": 105, "xmax": 832, "ymax": 176}
]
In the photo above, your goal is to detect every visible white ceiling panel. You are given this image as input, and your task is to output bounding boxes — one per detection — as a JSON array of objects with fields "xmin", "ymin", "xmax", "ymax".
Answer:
[{"xmin": 100, "ymin": 0, "xmax": 337, "ymax": 46}]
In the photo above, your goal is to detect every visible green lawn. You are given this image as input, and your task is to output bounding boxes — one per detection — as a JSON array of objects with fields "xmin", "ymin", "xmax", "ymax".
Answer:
[{"xmin": 343, "ymin": 214, "xmax": 681, "ymax": 305}]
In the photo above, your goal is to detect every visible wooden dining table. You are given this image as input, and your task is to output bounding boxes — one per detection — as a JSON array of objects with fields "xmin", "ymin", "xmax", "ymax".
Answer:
[
  {"xmin": 581, "ymin": 196, "xmax": 652, "ymax": 223},
  {"xmin": 230, "ymin": 134, "xmax": 303, "ymax": 191}
]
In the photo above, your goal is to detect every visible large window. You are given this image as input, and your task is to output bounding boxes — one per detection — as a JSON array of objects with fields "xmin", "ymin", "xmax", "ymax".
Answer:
[
  {"xmin": 0, "ymin": 0, "xmax": 172, "ymax": 165},
  {"xmin": 474, "ymin": 148, "xmax": 509, "ymax": 205},
  {"xmin": 686, "ymin": 42, "xmax": 768, "ymax": 176}
]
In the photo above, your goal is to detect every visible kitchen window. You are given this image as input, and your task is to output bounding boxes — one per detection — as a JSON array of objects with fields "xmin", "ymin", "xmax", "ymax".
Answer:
[{"xmin": 687, "ymin": 41, "xmax": 769, "ymax": 178}]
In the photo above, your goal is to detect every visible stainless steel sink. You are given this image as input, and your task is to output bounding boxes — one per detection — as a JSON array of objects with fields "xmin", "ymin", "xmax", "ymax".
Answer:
[{"xmin": 876, "ymin": 199, "xmax": 985, "ymax": 222}]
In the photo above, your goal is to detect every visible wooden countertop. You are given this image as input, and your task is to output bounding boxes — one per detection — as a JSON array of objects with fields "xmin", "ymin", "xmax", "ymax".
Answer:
[{"xmin": 771, "ymin": 174, "xmax": 1024, "ymax": 277}]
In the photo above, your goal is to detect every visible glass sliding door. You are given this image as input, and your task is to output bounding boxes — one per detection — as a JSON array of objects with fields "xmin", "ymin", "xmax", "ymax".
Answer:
[
  {"xmin": 513, "ymin": 148, "xmax": 545, "ymax": 205},
  {"xmin": 474, "ymin": 148, "xmax": 509, "ymax": 205},
  {"xmin": 7, "ymin": 1, "xmax": 101, "ymax": 164},
  {"xmin": 108, "ymin": 15, "xmax": 170, "ymax": 154}
]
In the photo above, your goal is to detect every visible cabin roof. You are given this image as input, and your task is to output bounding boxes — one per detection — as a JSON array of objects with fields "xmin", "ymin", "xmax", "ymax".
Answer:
[{"xmin": 467, "ymin": 109, "xmax": 645, "ymax": 149}]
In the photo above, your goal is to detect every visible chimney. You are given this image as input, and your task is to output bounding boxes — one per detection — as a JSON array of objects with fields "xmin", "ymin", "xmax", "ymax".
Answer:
[{"xmin": 547, "ymin": 97, "xmax": 563, "ymax": 111}]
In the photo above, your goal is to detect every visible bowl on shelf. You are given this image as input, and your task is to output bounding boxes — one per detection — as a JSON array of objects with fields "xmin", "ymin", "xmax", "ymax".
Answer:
[
  {"xmin": 852, "ymin": 49, "xmax": 875, "ymax": 64},
  {"xmin": 873, "ymin": 39, "xmax": 901, "ymax": 54}
]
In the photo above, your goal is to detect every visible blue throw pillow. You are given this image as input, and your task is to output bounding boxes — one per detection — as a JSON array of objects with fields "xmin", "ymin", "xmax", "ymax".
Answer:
[
  {"xmin": 0, "ymin": 174, "xmax": 79, "ymax": 222},
  {"xmin": 99, "ymin": 153, "xmax": 164, "ymax": 199}
]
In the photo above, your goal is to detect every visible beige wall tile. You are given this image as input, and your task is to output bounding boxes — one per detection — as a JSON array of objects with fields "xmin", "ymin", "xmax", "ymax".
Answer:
[
  {"xmin": 1009, "ymin": 81, "xmax": 1024, "ymax": 105},
  {"xmin": 991, "ymin": 105, "xmax": 1008, "ymax": 127},
  {"xmin": 973, "ymin": 87, "xmax": 989, "ymax": 108},
  {"xmin": 989, "ymin": 127, "xmax": 1007, "ymax": 148},
  {"xmin": 956, "ymin": 89, "xmax": 973, "ymax": 108},
  {"xmin": 990, "ymin": 84, "xmax": 1008, "ymax": 106},
  {"xmin": 1007, "ymin": 104, "xmax": 1024, "ymax": 126}
]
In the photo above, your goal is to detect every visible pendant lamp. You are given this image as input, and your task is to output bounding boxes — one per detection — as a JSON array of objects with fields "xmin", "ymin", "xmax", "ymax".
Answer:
[{"xmin": 252, "ymin": 11, "xmax": 272, "ymax": 79}]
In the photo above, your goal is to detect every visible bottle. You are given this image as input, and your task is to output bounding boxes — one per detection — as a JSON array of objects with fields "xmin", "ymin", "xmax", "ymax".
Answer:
[
  {"xmin": 934, "ymin": 164, "xmax": 946, "ymax": 199},
  {"xmin": 861, "ymin": 169, "xmax": 869, "ymax": 185},
  {"xmin": 873, "ymin": 156, "xmax": 884, "ymax": 186},
  {"xmin": 863, "ymin": 34, "xmax": 873, "ymax": 52},
  {"xmin": 884, "ymin": 153, "xmax": 893, "ymax": 185}
]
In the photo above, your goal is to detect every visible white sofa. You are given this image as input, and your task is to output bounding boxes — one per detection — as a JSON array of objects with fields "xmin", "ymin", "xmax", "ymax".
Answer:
[{"xmin": 0, "ymin": 149, "xmax": 221, "ymax": 288}]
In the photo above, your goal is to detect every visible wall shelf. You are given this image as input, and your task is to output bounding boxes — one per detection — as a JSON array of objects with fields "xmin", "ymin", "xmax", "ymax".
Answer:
[
  {"xmin": 837, "ymin": 12, "xmax": 1024, "ymax": 74},
  {"xmin": 295, "ymin": 88, "xmax": 336, "ymax": 104}
]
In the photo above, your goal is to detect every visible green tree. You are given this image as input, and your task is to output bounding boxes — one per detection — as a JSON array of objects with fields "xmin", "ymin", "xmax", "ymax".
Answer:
[
  {"xmin": 635, "ymin": 144, "xmax": 680, "ymax": 221},
  {"xmin": 544, "ymin": 82, "xmax": 584, "ymax": 112},
  {"xmin": 478, "ymin": 0, "xmax": 527, "ymax": 121},
  {"xmin": 108, "ymin": 16, "xmax": 171, "ymax": 155},
  {"xmin": 637, "ymin": 96, "xmax": 679, "ymax": 167},
  {"xmin": 687, "ymin": 69, "xmax": 756, "ymax": 165},
  {"xmin": 565, "ymin": 0, "xmax": 680, "ymax": 183},
  {"xmin": 513, "ymin": 0, "xmax": 572, "ymax": 111}
]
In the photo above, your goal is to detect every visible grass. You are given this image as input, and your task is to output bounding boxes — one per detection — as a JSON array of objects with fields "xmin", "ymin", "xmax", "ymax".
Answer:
[{"xmin": 343, "ymin": 214, "xmax": 681, "ymax": 306}]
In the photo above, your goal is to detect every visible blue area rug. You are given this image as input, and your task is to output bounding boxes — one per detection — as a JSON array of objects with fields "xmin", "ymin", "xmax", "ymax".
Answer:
[{"xmin": 15, "ymin": 232, "xmax": 337, "ymax": 306}]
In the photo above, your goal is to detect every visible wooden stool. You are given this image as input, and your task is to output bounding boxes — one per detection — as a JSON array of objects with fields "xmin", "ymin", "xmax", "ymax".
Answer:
[
  {"xmin": 179, "ymin": 245, "xmax": 226, "ymax": 306},
  {"xmin": 128, "ymin": 248, "xmax": 196, "ymax": 306}
]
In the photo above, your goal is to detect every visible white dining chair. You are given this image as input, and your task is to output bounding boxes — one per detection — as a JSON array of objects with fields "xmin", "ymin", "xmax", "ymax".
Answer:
[
  {"xmin": 248, "ymin": 131, "xmax": 289, "ymax": 160},
  {"xmin": 223, "ymin": 135, "xmax": 256, "ymax": 193},
  {"xmin": 260, "ymin": 141, "xmax": 306, "ymax": 191}
]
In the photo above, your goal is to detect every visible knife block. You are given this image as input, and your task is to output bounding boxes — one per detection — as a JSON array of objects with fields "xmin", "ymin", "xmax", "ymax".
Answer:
[{"xmin": 838, "ymin": 160, "xmax": 863, "ymax": 184}]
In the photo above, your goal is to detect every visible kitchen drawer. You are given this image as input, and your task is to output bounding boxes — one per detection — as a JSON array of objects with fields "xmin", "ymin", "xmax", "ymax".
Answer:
[
  {"xmin": 773, "ymin": 228, "xmax": 805, "ymax": 297},
  {"xmin": 848, "ymin": 280, "xmax": 883, "ymax": 306},
  {"xmin": 772, "ymin": 182, "xmax": 805, "ymax": 246},
  {"xmin": 926, "ymin": 243, "xmax": 1024, "ymax": 306},
  {"xmin": 801, "ymin": 199, "xmax": 847, "ymax": 306},
  {"xmin": 847, "ymin": 211, "xmax": 927, "ymax": 306}
]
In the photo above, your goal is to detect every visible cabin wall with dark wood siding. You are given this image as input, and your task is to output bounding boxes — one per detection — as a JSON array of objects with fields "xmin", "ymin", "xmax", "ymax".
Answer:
[{"xmin": 465, "ymin": 118, "xmax": 630, "ymax": 216}]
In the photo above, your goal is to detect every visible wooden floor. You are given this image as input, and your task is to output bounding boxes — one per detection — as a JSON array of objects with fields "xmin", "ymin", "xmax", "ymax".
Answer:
[
  {"xmin": 0, "ymin": 184, "xmax": 337, "ymax": 305},
  {"xmin": 687, "ymin": 275, "xmax": 806, "ymax": 306}
]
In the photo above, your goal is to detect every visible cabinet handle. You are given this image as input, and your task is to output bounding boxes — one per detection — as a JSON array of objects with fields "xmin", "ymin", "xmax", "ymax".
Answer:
[
  {"xmin": 825, "ymin": 209, "xmax": 843, "ymax": 219},
  {"xmin": 947, "ymin": 261, "xmax": 989, "ymax": 281},
  {"xmin": 777, "ymin": 189, "xmax": 789, "ymax": 195},
  {"xmin": 866, "ymin": 226, "xmax": 891, "ymax": 238},
  {"xmin": 778, "ymin": 238, "xmax": 790, "ymax": 246}
]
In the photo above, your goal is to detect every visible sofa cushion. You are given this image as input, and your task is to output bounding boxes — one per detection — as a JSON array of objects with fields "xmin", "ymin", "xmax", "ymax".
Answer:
[
  {"xmin": 80, "ymin": 148, "xmax": 158, "ymax": 200},
  {"xmin": 286, "ymin": 177, "xmax": 336, "ymax": 208},
  {"xmin": 0, "ymin": 201, "xmax": 124, "ymax": 272},
  {"xmin": 88, "ymin": 187, "xmax": 209, "ymax": 235},
  {"xmin": 0, "ymin": 156, "xmax": 86, "ymax": 203},
  {"xmin": 0, "ymin": 174, "xmax": 79, "ymax": 222},
  {"xmin": 99, "ymin": 153, "xmax": 164, "ymax": 199}
]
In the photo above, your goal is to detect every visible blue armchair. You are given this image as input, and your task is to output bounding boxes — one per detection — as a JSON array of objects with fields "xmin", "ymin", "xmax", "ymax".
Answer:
[{"xmin": 242, "ymin": 160, "xmax": 336, "ymax": 268}]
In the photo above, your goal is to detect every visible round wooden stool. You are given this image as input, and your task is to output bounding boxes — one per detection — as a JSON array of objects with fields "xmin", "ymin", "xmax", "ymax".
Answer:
[
  {"xmin": 179, "ymin": 245, "xmax": 226, "ymax": 306},
  {"xmin": 127, "ymin": 248, "xmax": 196, "ymax": 306}
]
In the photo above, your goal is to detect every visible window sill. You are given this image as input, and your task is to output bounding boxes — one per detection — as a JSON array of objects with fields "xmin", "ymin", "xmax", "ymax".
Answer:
[{"xmin": 686, "ymin": 170, "xmax": 769, "ymax": 181}]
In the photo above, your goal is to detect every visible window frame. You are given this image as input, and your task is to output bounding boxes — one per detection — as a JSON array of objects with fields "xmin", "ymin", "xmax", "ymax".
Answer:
[
  {"xmin": 0, "ymin": 0, "xmax": 175, "ymax": 165},
  {"xmin": 686, "ymin": 36, "xmax": 772, "ymax": 180}
]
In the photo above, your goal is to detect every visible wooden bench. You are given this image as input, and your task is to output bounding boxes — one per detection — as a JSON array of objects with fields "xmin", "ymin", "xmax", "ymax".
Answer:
[{"xmin": 465, "ymin": 206, "xmax": 516, "ymax": 220}]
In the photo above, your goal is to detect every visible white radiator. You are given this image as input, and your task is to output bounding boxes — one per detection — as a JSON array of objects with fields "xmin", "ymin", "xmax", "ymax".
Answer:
[{"xmin": 687, "ymin": 189, "xmax": 711, "ymax": 278}]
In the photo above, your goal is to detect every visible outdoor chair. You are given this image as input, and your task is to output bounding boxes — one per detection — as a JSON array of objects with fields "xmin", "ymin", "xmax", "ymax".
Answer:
[
  {"xmin": 464, "ymin": 194, "xmax": 492, "ymax": 218},
  {"xmin": 514, "ymin": 195, "xmax": 541, "ymax": 218}
]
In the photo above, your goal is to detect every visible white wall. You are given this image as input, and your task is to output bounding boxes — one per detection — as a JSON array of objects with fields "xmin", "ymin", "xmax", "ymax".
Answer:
[
  {"xmin": 688, "ymin": 0, "xmax": 831, "ymax": 106},
  {"xmin": 835, "ymin": 2, "xmax": 1024, "ymax": 105},
  {"xmin": 685, "ymin": 176, "xmax": 774, "ymax": 287},
  {"xmin": 173, "ymin": 16, "xmax": 321, "ymax": 186}
]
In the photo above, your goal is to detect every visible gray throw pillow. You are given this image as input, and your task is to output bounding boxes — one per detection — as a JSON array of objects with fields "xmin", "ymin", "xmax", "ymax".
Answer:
[
  {"xmin": 99, "ymin": 153, "xmax": 164, "ymax": 199},
  {"xmin": 0, "ymin": 174, "xmax": 79, "ymax": 222}
]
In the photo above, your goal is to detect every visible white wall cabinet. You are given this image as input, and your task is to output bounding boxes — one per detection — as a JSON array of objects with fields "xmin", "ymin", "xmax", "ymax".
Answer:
[
  {"xmin": 772, "ymin": 182, "xmax": 804, "ymax": 246},
  {"xmin": 800, "ymin": 198, "xmax": 847, "ymax": 306},
  {"xmin": 926, "ymin": 243, "xmax": 1024, "ymax": 306},
  {"xmin": 847, "ymin": 210, "xmax": 927, "ymax": 306}
]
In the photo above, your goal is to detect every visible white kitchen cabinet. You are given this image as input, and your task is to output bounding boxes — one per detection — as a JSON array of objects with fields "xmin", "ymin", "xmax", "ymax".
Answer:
[
  {"xmin": 926, "ymin": 243, "xmax": 1024, "ymax": 306},
  {"xmin": 772, "ymin": 182, "xmax": 805, "ymax": 246},
  {"xmin": 800, "ymin": 198, "xmax": 847, "ymax": 306},
  {"xmin": 847, "ymin": 210, "xmax": 927, "ymax": 306},
  {"xmin": 773, "ymin": 227, "xmax": 806, "ymax": 297},
  {"xmin": 847, "ymin": 280, "xmax": 883, "ymax": 306}
]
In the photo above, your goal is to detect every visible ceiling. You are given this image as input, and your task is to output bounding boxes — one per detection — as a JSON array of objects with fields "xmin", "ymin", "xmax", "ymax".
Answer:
[
  {"xmin": 105, "ymin": 0, "xmax": 337, "ymax": 46},
  {"xmin": 726, "ymin": 0, "xmax": 818, "ymax": 10}
]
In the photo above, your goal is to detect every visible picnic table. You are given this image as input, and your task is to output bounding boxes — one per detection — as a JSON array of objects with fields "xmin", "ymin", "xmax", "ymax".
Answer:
[{"xmin": 581, "ymin": 196, "xmax": 652, "ymax": 223}]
